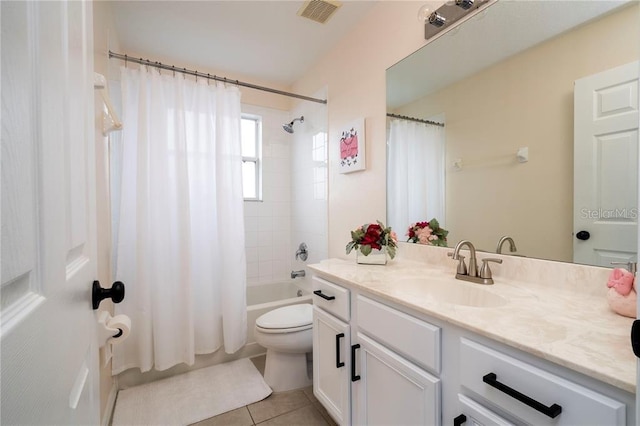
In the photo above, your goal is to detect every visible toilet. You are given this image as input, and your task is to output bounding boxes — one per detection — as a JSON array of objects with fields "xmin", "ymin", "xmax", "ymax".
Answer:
[{"xmin": 254, "ymin": 303, "xmax": 313, "ymax": 392}]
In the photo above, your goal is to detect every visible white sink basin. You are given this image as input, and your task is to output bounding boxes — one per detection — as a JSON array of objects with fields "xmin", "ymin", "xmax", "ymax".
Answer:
[{"xmin": 396, "ymin": 277, "xmax": 508, "ymax": 308}]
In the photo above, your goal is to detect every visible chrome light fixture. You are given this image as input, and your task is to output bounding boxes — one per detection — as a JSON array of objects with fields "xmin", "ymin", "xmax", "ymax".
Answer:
[
  {"xmin": 428, "ymin": 11, "xmax": 447, "ymax": 27},
  {"xmin": 456, "ymin": 0, "xmax": 474, "ymax": 11},
  {"xmin": 420, "ymin": 0, "xmax": 493, "ymax": 41}
]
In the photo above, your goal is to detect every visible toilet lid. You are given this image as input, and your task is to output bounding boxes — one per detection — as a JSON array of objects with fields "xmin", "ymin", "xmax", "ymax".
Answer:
[{"xmin": 256, "ymin": 304, "xmax": 312, "ymax": 329}]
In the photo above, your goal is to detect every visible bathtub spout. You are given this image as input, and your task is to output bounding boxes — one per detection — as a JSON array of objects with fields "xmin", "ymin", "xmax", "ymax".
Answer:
[{"xmin": 291, "ymin": 270, "xmax": 306, "ymax": 279}]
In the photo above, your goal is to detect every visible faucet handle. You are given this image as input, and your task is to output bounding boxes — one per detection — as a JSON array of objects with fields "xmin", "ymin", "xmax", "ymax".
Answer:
[
  {"xmin": 448, "ymin": 252, "xmax": 467, "ymax": 275},
  {"xmin": 479, "ymin": 258, "xmax": 503, "ymax": 279},
  {"xmin": 611, "ymin": 261, "xmax": 637, "ymax": 275}
]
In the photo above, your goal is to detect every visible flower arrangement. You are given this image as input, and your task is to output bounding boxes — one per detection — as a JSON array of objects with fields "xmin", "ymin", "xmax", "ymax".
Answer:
[
  {"xmin": 406, "ymin": 218, "xmax": 449, "ymax": 247},
  {"xmin": 346, "ymin": 221, "xmax": 398, "ymax": 259}
]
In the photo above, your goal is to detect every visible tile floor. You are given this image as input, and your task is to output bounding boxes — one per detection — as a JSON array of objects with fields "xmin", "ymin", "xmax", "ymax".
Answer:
[{"xmin": 189, "ymin": 356, "xmax": 337, "ymax": 426}]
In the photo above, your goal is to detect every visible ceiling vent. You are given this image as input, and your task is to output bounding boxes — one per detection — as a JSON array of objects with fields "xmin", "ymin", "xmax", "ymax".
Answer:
[{"xmin": 297, "ymin": 0, "xmax": 342, "ymax": 24}]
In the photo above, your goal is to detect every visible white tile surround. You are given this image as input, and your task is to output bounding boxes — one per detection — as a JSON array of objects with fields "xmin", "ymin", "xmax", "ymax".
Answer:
[
  {"xmin": 290, "ymin": 94, "xmax": 328, "ymax": 273},
  {"xmin": 243, "ymin": 99, "xmax": 328, "ymax": 286},
  {"xmin": 243, "ymin": 105, "xmax": 292, "ymax": 285},
  {"xmin": 312, "ymin": 242, "xmax": 636, "ymax": 393}
]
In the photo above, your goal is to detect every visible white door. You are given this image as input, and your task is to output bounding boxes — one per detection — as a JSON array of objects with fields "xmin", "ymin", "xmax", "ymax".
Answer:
[
  {"xmin": 352, "ymin": 333, "xmax": 440, "ymax": 426},
  {"xmin": 313, "ymin": 306, "xmax": 351, "ymax": 425},
  {"xmin": 1, "ymin": 1, "xmax": 100, "ymax": 424},
  {"xmin": 573, "ymin": 61, "xmax": 639, "ymax": 267}
]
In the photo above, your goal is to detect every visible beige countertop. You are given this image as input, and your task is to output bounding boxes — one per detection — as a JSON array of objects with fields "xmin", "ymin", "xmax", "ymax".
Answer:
[{"xmin": 309, "ymin": 257, "xmax": 636, "ymax": 394}]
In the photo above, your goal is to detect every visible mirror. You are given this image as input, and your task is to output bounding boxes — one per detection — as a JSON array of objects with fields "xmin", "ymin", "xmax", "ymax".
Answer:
[{"xmin": 386, "ymin": 0, "xmax": 639, "ymax": 266}]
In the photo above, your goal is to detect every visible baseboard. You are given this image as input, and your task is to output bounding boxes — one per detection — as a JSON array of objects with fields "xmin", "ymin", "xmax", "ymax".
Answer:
[{"xmin": 101, "ymin": 376, "xmax": 118, "ymax": 426}]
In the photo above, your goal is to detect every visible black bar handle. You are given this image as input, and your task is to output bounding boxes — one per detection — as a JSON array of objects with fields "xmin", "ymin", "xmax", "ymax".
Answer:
[
  {"xmin": 313, "ymin": 290, "xmax": 335, "ymax": 301},
  {"xmin": 336, "ymin": 333, "xmax": 345, "ymax": 368},
  {"xmin": 453, "ymin": 414, "xmax": 467, "ymax": 426},
  {"xmin": 351, "ymin": 344, "xmax": 361, "ymax": 381},
  {"xmin": 482, "ymin": 372, "xmax": 562, "ymax": 419}
]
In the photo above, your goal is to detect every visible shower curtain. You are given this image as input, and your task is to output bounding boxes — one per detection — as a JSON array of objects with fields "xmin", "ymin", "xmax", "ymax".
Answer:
[
  {"xmin": 387, "ymin": 118, "xmax": 445, "ymax": 236},
  {"xmin": 111, "ymin": 66, "xmax": 247, "ymax": 374}
]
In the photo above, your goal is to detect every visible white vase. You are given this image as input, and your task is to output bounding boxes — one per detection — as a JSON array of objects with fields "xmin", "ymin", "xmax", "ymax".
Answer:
[{"xmin": 356, "ymin": 246, "xmax": 388, "ymax": 265}]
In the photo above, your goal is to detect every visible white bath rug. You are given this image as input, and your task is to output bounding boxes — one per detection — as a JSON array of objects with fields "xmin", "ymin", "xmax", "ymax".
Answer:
[{"xmin": 112, "ymin": 358, "xmax": 272, "ymax": 426}]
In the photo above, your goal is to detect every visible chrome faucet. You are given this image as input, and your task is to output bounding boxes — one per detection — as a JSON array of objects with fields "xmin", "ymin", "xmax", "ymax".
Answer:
[
  {"xmin": 453, "ymin": 240, "xmax": 478, "ymax": 277},
  {"xmin": 295, "ymin": 243, "xmax": 308, "ymax": 261},
  {"xmin": 291, "ymin": 270, "xmax": 306, "ymax": 279},
  {"xmin": 451, "ymin": 240, "xmax": 502, "ymax": 285},
  {"xmin": 496, "ymin": 236, "xmax": 517, "ymax": 254},
  {"xmin": 611, "ymin": 261, "xmax": 637, "ymax": 276}
]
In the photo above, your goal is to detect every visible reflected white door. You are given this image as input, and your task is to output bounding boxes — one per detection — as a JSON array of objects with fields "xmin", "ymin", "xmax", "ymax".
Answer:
[
  {"xmin": 573, "ymin": 61, "xmax": 639, "ymax": 267},
  {"xmin": 1, "ymin": 1, "xmax": 99, "ymax": 424}
]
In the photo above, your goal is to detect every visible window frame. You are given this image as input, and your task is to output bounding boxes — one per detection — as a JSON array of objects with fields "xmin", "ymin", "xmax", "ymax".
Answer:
[{"xmin": 241, "ymin": 113, "xmax": 262, "ymax": 201}]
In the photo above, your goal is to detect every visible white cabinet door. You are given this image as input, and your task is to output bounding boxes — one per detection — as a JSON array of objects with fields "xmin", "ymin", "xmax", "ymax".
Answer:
[
  {"xmin": 313, "ymin": 306, "xmax": 351, "ymax": 425},
  {"xmin": 353, "ymin": 333, "xmax": 441, "ymax": 426},
  {"xmin": 1, "ymin": 1, "xmax": 99, "ymax": 424}
]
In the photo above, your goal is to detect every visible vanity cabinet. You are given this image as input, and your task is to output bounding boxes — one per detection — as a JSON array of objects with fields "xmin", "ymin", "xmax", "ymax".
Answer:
[
  {"xmin": 454, "ymin": 394, "xmax": 515, "ymax": 426},
  {"xmin": 459, "ymin": 338, "xmax": 626, "ymax": 425},
  {"xmin": 313, "ymin": 306, "xmax": 351, "ymax": 425},
  {"xmin": 312, "ymin": 272, "xmax": 634, "ymax": 425},
  {"xmin": 312, "ymin": 277, "xmax": 441, "ymax": 425},
  {"xmin": 312, "ymin": 277, "xmax": 351, "ymax": 425}
]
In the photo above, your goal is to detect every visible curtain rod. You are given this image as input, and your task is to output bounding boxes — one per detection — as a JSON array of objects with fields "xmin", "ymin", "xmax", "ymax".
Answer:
[
  {"xmin": 109, "ymin": 51, "xmax": 327, "ymax": 105},
  {"xmin": 387, "ymin": 113, "xmax": 444, "ymax": 127}
]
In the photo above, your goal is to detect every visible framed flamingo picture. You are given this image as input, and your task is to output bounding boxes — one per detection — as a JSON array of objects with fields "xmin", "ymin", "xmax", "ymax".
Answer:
[{"xmin": 339, "ymin": 118, "xmax": 365, "ymax": 173}]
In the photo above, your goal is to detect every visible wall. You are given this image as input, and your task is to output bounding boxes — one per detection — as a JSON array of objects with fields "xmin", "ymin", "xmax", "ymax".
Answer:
[
  {"xmin": 242, "ymin": 105, "xmax": 293, "ymax": 286},
  {"xmin": 395, "ymin": 4, "xmax": 639, "ymax": 262},
  {"xmin": 291, "ymin": 1, "xmax": 437, "ymax": 258}
]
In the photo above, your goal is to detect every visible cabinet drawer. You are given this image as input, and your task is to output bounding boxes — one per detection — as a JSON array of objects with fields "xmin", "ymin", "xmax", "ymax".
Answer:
[
  {"xmin": 357, "ymin": 295, "xmax": 440, "ymax": 374},
  {"xmin": 312, "ymin": 277, "xmax": 350, "ymax": 322},
  {"xmin": 460, "ymin": 338, "xmax": 625, "ymax": 425},
  {"xmin": 456, "ymin": 394, "xmax": 514, "ymax": 426}
]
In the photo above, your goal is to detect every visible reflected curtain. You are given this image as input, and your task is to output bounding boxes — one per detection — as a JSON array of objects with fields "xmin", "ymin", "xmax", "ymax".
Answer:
[
  {"xmin": 387, "ymin": 118, "xmax": 445, "ymax": 237},
  {"xmin": 111, "ymin": 66, "xmax": 247, "ymax": 374}
]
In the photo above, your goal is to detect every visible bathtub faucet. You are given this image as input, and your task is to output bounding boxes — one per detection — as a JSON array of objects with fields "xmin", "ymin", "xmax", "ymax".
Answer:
[{"xmin": 291, "ymin": 270, "xmax": 306, "ymax": 279}]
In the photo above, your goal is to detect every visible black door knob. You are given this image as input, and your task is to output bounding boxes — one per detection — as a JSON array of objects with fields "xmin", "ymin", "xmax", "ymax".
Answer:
[
  {"xmin": 576, "ymin": 230, "xmax": 590, "ymax": 241},
  {"xmin": 92, "ymin": 280, "xmax": 125, "ymax": 310}
]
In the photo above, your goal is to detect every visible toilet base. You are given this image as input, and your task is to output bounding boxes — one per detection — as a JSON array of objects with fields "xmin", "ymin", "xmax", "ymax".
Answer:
[{"xmin": 263, "ymin": 349, "xmax": 312, "ymax": 392}]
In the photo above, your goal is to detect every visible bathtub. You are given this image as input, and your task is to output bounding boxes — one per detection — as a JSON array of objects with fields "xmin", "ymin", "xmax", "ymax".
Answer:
[
  {"xmin": 116, "ymin": 280, "xmax": 313, "ymax": 389},
  {"xmin": 246, "ymin": 281, "xmax": 312, "ymax": 347}
]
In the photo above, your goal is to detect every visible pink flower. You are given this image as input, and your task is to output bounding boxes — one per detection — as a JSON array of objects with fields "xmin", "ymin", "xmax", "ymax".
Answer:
[
  {"xmin": 390, "ymin": 231, "xmax": 398, "ymax": 243},
  {"xmin": 416, "ymin": 227, "xmax": 433, "ymax": 244}
]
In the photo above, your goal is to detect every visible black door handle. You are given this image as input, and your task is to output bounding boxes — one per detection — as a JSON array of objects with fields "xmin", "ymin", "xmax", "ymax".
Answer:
[
  {"xmin": 453, "ymin": 414, "xmax": 467, "ymax": 426},
  {"xmin": 483, "ymin": 372, "xmax": 562, "ymax": 418},
  {"xmin": 631, "ymin": 320, "xmax": 640, "ymax": 358},
  {"xmin": 313, "ymin": 290, "xmax": 335, "ymax": 301},
  {"xmin": 351, "ymin": 344, "xmax": 361, "ymax": 381},
  {"xmin": 576, "ymin": 230, "xmax": 590, "ymax": 240},
  {"xmin": 92, "ymin": 280, "xmax": 125, "ymax": 310},
  {"xmin": 336, "ymin": 333, "xmax": 345, "ymax": 368}
]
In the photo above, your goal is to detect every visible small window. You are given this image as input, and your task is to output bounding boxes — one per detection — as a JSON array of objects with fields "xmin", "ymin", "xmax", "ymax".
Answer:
[{"xmin": 241, "ymin": 114, "xmax": 262, "ymax": 200}]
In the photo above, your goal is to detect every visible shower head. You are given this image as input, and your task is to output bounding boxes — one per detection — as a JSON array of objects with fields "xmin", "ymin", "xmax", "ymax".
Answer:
[{"xmin": 283, "ymin": 116, "xmax": 304, "ymax": 133}]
